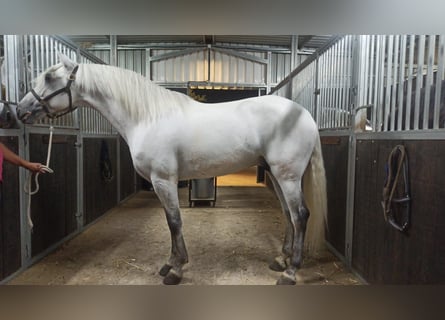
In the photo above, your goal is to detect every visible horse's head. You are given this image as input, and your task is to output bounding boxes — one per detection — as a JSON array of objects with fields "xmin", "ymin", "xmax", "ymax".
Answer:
[{"xmin": 17, "ymin": 53, "xmax": 79, "ymax": 124}]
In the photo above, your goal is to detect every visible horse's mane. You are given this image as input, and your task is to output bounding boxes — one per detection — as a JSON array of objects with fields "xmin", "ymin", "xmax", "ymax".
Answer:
[{"xmin": 76, "ymin": 63, "xmax": 192, "ymax": 122}]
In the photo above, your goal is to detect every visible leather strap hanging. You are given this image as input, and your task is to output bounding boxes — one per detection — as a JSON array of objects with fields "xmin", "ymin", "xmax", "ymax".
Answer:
[{"xmin": 381, "ymin": 145, "xmax": 411, "ymax": 232}]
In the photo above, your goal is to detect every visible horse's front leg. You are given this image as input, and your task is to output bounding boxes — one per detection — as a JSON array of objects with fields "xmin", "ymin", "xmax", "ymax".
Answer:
[{"xmin": 152, "ymin": 178, "xmax": 188, "ymax": 285}]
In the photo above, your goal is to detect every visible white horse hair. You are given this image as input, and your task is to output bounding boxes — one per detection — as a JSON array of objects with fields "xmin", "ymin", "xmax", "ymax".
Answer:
[{"xmin": 17, "ymin": 53, "xmax": 327, "ymax": 285}]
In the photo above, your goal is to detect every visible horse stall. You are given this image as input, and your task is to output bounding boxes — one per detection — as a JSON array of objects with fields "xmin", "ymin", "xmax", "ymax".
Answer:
[
  {"xmin": 5, "ymin": 34, "xmax": 443, "ymax": 285},
  {"xmin": 0, "ymin": 35, "xmax": 138, "ymax": 283},
  {"xmin": 273, "ymin": 35, "xmax": 445, "ymax": 284}
]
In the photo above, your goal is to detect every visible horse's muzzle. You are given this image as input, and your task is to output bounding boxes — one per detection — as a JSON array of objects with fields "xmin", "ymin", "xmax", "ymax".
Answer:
[{"xmin": 16, "ymin": 103, "xmax": 36, "ymax": 123}]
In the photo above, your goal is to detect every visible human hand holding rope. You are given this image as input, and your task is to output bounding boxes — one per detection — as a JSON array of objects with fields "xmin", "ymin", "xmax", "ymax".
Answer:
[{"xmin": 23, "ymin": 161, "xmax": 53, "ymax": 174}]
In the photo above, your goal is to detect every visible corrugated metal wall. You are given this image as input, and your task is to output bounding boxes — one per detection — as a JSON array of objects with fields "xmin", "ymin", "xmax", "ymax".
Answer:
[{"xmin": 89, "ymin": 47, "xmax": 291, "ymax": 88}]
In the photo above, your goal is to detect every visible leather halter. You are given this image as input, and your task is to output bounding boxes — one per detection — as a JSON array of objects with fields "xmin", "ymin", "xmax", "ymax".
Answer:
[{"xmin": 30, "ymin": 65, "xmax": 79, "ymax": 119}]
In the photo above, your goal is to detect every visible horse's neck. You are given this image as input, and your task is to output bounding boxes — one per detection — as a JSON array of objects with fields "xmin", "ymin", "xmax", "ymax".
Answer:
[
  {"xmin": 75, "ymin": 64, "xmax": 191, "ymax": 141},
  {"xmin": 79, "ymin": 94, "xmax": 135, "ymax": 141}
]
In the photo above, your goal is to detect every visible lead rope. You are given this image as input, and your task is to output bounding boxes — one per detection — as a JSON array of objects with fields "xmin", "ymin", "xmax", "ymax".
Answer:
[{"xmin": 24, "ymin": 125, "xmax": 54, "ymax": 230}]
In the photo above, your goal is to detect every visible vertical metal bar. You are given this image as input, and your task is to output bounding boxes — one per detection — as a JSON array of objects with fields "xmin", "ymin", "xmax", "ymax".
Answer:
[
  {"xmin": 314, "ymin": 54, "xmax": 320, "ymax": 125},
  {"xmin": 146, "ymin": 48, "xmax": 151, "ymax": 79},
  {"xmin": 110, "ymin": 36, "xmax": 117, "ymax": 69},
  {"xmin": 345, "ymin": 35, "xmax": 360, "ymax": 268},
  {"xmin": 324, "ymin": 51, "xmax": 330, "ymax": 128},
  {"xmin": 414, "ymin": 35, "xmax": 425, "ymax": 130},
  {"xmin": 405, "ymin": 35, "xmax": 415, "ymax": 130},
  {"xmin": 40, "ymin": 35, "xmax": 45, "ymax": 71},
  {"xmin": 423, "ymin": 35, "xmax": 436, "ymax": 129},
  {"xmin": 337, "ymin": 38, "xmax": 344, "ymax": 127},
  {"xmin": 291, "ymin": 35, "xmax": 299, "ymax": 71},
  {"xmin": 383, "ymin": 35, "xmax": 394, "ymax": 131},
  {"xmin": 433, "ymin": 35, "xmax": 445, "ymax": 129},
  {"xmin": 390, "ymin": 35, "xmax": 399, "ymax": 131},
  {"xmin": 376, "ymin": 35, "xmax": 386, "ymax": 132},
  {"xmin": 346, "ymin": 36, "xmax": 353, "ymax": 128},
  {"xmin": 362, "ymin": 35, "xmax": 370, "ymax": 107},
  {"xmin": 319, "ymin": 54, "xmax": 325, "ymax": 128},
  {"xmin": 334, "ymin": 42, "xmax": 340, "ymax": 127},
  {"xmin": 372, "ymin": 35, "xmax": 380, "ymax": 131},
  {"xmin": 45, "ymin": 36, "xmax": 49, "ymax": 70},
  {"xmin": 266, "ymin": 51, "xmax": 272, "ymax": 94},
  {"xmin": 367, "ymin": 35, "xmax": 375, "ymax": 127},
  {"xmin": 49, "ymin": 37, "xmax": 55, "ymax": 65},
  {"xmin": 397, "ymin": 35, "xmax": 407, "ymax": 131},
  {"xmin": 35, "ymin": 36, "xmax": 41, "ymax": 77},
  {"xmin": 329, "ymin": 46, "xmax": 337, "ymax": 128},
  {"xmin": 328, "ymin": 46, "xmax": 334, "ymax": 128}
]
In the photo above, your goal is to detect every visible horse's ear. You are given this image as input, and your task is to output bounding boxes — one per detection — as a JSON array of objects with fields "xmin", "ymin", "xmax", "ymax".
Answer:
[{"xmin": 58, "ymin": 52, "xmax": 77, "ymax": 71}]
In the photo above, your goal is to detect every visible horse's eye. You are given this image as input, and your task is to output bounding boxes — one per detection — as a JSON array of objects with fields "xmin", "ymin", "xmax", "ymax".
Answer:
[{"xmin": 45, "ymin": 73, "xmax": 52, "ymax": 82}]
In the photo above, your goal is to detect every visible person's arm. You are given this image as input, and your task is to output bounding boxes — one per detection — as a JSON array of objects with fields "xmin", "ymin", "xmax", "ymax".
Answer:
[{"xmin": 0, "ymin": 142, "xmax": 47, "ymax": 173}]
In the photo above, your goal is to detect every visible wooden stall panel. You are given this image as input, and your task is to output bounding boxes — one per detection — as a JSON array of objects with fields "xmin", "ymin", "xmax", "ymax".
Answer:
[
  {"xmin": 321, "ymin": 136, "xmax": 349, "ymax": 257},
  {"xmin": 0, "ymin": 136, "xmax": 21, "ymax": 280},
  {"xmin": 353, "ymin": 139, "xmax": 445, "ymax": 284},
  {"xmin": 29, "ymin": 134, "xmax": 78, "ymax": 257},
  {"xmin": 83, "ymin": 138, "xmax": 118, "ymax": 224}
]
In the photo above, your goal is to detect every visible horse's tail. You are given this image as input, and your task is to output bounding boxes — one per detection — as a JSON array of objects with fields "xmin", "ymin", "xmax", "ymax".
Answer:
[{"xmin": 303, "ymin": 133, "xmax": 328, "ymax": 255}]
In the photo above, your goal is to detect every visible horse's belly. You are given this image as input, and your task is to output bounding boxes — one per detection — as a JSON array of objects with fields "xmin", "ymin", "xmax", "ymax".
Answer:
[{"xmin": 177, "ymin": 147, "xmax": 259, "ymax": 180}]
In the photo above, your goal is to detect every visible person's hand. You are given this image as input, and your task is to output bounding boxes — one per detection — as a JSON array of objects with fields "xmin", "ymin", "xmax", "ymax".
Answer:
[{"xmin": 24, "ymin": 162, "xmax": 49, "ymax": 174}]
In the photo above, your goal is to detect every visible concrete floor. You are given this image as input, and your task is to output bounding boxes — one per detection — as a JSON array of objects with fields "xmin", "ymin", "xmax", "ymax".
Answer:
[{"xmin": 9, "ymin": 185, "xmax": 360, "ymax": 285}]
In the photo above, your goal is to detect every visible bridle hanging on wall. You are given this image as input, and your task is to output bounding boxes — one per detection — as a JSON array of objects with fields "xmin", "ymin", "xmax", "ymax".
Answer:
[{"xmin": 381, "ymin": 145, "xmax": 411, "ymax": 232}]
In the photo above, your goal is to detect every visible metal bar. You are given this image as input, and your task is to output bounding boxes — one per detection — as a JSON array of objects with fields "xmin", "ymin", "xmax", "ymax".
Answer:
[
  {"xmin": 376, "ymin": 35, "xmax": 386, "ymax": 132},
  {"xmin": 368, "ymin": 35, "xmax": 375, "ymax": 129},
  {"xmin": 397, "ymin": 35, "xmax": 407, "ymax": 131},
  {"xmin": 344, "ymin": 35, "xmax": 360, "ymax": 267},
  {"xmin": 405, "ymin": 35, "xmax": 415, "ymax": 130},
  {"xmin": 110, "ymin": 35, "xmax": 117, "ymax": 66},
  {"xmin": 266, "ymin": 51, "xmax": 272, "ymax": 94},
  {"xmin": 390, "ymin": 35, "xmax": 399, "ymax": 131},
  {"xmin": 337, "ymin": 39, "xmax": 344, "ymax": 127},
  {"xmin": 314, "ymin": 53, "xmax": 320, "ymax": 125},
  {"xmin": 291, "ymin": 35, "xmax": 299, "ymax": 70},
  {"xmin": 150, "ymin": 47, "xmax": 206, "ymax": 63},
  {"xmin": 362, "ymin": 35, "xmax": 370, "ymax": 107},
  {"xmin": 212, "ymin": 46, "xmax": 268, "ymax": 65},
  {"xmin": 336, "ymin": 41, "xmax": 343, "ymax": 127},
  {"xmin": 423, "ymin": 35, "xmax": 436, "ymax": 129},
  {"xmin": 384, "ymin": 35, "xmax": 394, "ymax": 131},
  {"xmin": 433, "ymin": 35, "xmax": 445, "ymax": 129},
  {"xmin": 414, "ymin": 35, "xmax": 425, "ymax": 130},
  {"xmin": 40, "ymin": 35, "xmax": 44, "ymax": 72},
  {"xmin": 354, "ymin": 130, "xmax": 445, "ymax": 140},
  {"xmin": 371, "ymin": 36, "xmax": 380, "ymax": 131}
]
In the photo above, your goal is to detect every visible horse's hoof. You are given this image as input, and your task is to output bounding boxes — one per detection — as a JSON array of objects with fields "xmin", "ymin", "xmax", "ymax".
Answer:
[
  {"xmin": 269, "ymin": 261, "xmax": 287, "ymax": 272},
  {"xmin": 159, "ymin": 264, "xmax": 172, "ymax": 277},
  {"xmin": 269, "ymin": 257, "xmax": 287, "ymax": 272},
  {"xmin": 276, "ymin": 274, "xmax": 296, "ymax": 285},
  {"xmin": 163, "ymin": 270, "xmax": 182, "ymax": 285}
]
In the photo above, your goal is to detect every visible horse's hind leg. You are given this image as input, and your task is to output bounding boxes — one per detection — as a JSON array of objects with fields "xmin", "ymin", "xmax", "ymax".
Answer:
[
  {"xmin": 267, "ymin": 172, "xmax": 293, "ymax": 272},
  {"xmin": 152, "ymin": 178, "xmax": 188, "ymax": 285},
  {"xmin": 270, "ymin": 172, "xmax": 309, "ymax": 285}
]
